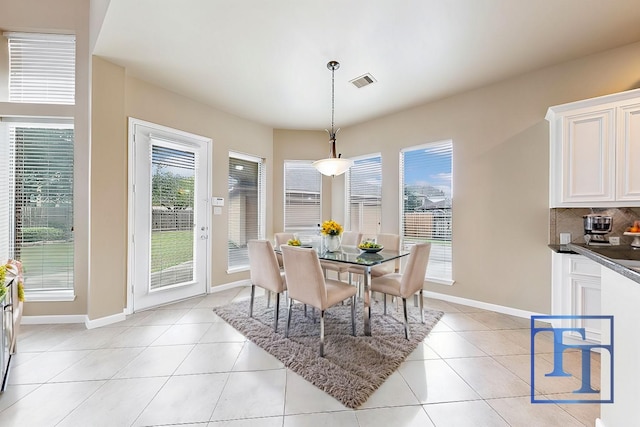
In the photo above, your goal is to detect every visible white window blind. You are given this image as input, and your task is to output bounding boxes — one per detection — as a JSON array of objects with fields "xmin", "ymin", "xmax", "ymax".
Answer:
[
  {"xmin": 5, "ymin": 32, "xmax": 76, "ymax": 105},
  {"xmin": 150, "ymin": 144, "xmax": 195, "ymax": 289},
  {"xmin": 0, "ymin": 125, "xmax": 9, "ymax": 264},
  {"xmin": 284, "ymin": 161, "xmax": 321, "ymax": 234},
  {"xmin": 7, "ymin": 122, "xmax": 75, "ymax": 291},
  {"xmin": 401, "ymin": 140, "xmax": 453, "ymax": 283},
  {"xmin": 228, "ymin": 152, "xmax": 265, "ymax": 270},
  {"xmin": 346, "ymin": 154, "xmax": 382, "ymax": 237}
]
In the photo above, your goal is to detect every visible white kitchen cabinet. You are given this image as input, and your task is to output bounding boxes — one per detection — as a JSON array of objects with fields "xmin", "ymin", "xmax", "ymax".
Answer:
[
  {"xmin": 551, "ymin": 252, "xmax": 601, "ymax": 343},
  {"xmin": 616, "ymin": 102, "xmax": 640, "ymax": 201},
  {"xmin": 547, "ymin": 89, "xmax": 640, "ymax": 207}
]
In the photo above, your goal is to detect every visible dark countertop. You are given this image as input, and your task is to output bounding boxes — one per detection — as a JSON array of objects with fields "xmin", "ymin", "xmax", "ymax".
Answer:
[
  {"xmin": 548, "ymin": 244, "xmax": 577, "ymax": 254},
  {"xmin": 567, "ymin": 243, "xmax": 640, "ymax": 284}
]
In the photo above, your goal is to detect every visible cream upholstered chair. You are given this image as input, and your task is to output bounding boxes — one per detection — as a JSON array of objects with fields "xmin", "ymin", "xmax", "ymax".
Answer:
[
  {"xmin": 273, "ymin": 232, "xmax": 295, "ymax": 269},
  {"xmin": 348, "ymin": 233, "xmax": 401, "ymax": 285},
  {"xmin": 281, "ymin": 245, "xmax": 357, "ymax": 357},
  {"xmin": 247, "ymin": 240, "xmax": 287, "ymax": 332},
  {"xmin": 320, "ymin": 230, "xmax": 362, "ymax": 280},
  {"xmin": 370, "ymin": 242, "xmax": 431, "ymax": 339}
]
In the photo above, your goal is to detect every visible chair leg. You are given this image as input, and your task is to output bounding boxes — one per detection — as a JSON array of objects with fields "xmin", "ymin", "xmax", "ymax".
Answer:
[
  {"xmin": 419, "ymin": 289, "xmax": 425, "ymax": 324},
  {"xmin": 402, "ymin": 298, "xmax": 411, "ymax": 340},
  {"xmin": 413, "ymin": 294, "xmax": 418, "ymax": 307},
  {"xmin": 351, "ymin": 295, "xmax": 356, "ymax": 336},
  {"xmin": 267, "ymin": 290, "xmax": 271, "ymax": 308},
  {"xmin": 319, "ymin": 310, "xmax": 325, "ymax": 357},
  {"xmin": 383, "ymin": 293, "xmax": 387, "ymax": 315},
  {"xmin": 249, "ymin": 284, "xmax": 255, "ymax": 318},
  {"xmin": 285, "ymin": 298, "xmax": 293, "ymax": 338},
  {"xmin": 273, "ymin": 292, "xmax": 281, "ymax": 333}
]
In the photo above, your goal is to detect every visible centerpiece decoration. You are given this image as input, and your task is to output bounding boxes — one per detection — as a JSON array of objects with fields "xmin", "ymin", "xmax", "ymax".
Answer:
[{"xmin": 320, "ymin": 219, "xmax": 343, "ymax": 252}]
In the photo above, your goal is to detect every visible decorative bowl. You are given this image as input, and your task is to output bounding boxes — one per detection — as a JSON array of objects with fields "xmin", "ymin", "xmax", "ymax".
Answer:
[{"xmin": 359, "ymin": 245, "xmax": 383, "ymax": 253}]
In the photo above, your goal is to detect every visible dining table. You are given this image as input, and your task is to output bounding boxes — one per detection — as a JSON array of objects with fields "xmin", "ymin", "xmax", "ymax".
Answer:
[{"xmin": 278, "ymin": 243, "xmax": 409, "ymax": 336}]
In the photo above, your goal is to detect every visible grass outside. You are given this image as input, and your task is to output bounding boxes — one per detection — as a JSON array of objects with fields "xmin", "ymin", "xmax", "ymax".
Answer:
[{"xmin": 151, "ymin": 229, "xmax": 194, "ymax": 273}]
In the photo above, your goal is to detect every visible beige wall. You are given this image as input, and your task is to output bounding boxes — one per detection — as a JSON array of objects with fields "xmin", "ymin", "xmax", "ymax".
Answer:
[
  {"xmin": 89, "ymin": 56, "xmax": 126, "ymax": 320},
  {"xmin": 274, "ymin": 41, "xmax": 640, "ymax": 314},
  {"xmin": 124, "ymin": 75, "xmax": 274, "ymax": 291}
]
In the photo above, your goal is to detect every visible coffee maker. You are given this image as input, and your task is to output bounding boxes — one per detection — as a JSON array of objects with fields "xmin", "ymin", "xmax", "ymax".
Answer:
[{"xmin": 583, "ymin": 214, "xmax": 612, "ymax": 245}]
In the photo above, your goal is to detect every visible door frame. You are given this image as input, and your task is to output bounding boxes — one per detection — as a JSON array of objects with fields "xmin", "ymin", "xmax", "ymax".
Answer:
[{"xmin": 126, "ymin": 117, "xmax": 212, "ymax": 314}]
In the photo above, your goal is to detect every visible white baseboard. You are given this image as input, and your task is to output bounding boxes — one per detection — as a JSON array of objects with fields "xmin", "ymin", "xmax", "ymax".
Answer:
[
  {"xmin": 423, "ymin": 291, "xmax": 547, "ymax": 320},
  {"xmin": 21, "ymin": 314, "xmax": 86, "ymax": 325},
  {"xmin": 210, "ymin": 279, "xmax": 250, "ymax": 292},
  {"xmin": 85, "ymin": 311, "xmax": 127, "ymax": 329},
  {"xmin": 21, "ymin": 311, "xmax": 127, "ymax": 329}
]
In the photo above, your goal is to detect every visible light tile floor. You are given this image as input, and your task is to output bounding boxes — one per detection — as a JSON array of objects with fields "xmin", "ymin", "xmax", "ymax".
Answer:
[{"xmin": 0, "ymin": 287, "xmax": 601, "ymax": 426}]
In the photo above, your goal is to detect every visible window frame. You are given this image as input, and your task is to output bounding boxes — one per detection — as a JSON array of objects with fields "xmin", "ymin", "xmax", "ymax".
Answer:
[
  {"xmin": 345, "ymin": 153, "xmax": 382, "ymax": 238},
  {"xmin": 400, "ymin": 140, "xmax": 454, "ymax": 285},
  {"xmin": 5, "ymin": 32, "xmax": 76, "ymax": 105},
  {"xmin": 227, "ymin": 151, "xmax": 266, "ymax": 273},
  {"xmin": 283, "ymin": 160, "xmax": 322, "ymax": 235},
  {"xmin": 3, "ymin": 119, "xmax": 76, "ymax": 301},
  {"xmin": 1, "ymin": 31, "xmax": 77, "ymax": 301}
]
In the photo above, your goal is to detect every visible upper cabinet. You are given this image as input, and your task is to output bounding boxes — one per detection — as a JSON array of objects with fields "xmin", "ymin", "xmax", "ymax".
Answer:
[{"xmin": 547, "ymin": 89, "xmax": 640, "ymax": 207}]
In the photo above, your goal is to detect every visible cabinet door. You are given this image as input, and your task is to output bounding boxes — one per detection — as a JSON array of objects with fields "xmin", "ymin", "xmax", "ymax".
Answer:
[
  {"xmin": 617, "ymin": 102, "xmax": 640, "ymax": 201},
  {"xmin": 562, "ymin": 109, "xmax": 615, "ymax": 203},
  {"xmin": 570, "ymin": 275, "xmax": 601, "ymax": 342}
]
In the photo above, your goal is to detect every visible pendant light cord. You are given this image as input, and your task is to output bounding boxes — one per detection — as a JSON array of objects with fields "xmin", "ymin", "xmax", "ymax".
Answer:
[{"xmin": 331, "ymin": 64, "xmax": 335, "ymax": 136}]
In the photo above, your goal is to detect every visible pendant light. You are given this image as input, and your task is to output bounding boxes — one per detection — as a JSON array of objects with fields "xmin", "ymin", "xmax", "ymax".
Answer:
[{"xmin": 312, "ymin": 60, "xmax": 354, "ymax": 176}]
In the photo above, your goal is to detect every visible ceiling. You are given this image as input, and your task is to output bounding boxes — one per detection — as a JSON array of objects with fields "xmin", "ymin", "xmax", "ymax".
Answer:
[{"xmin": 94, "ymin": 0, "xmax": 640, "ymax": 130}]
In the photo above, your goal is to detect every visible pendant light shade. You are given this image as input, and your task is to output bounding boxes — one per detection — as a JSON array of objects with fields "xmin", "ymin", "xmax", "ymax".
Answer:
[{"xmin": 312, "ymin": 61, "xmax": 354, "ymax": 176}]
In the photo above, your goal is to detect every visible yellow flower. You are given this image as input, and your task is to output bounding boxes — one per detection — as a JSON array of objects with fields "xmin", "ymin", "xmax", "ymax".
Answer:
[{"xmin": 320, "ymin": 220, "xmax": 343, "ymax": 236}]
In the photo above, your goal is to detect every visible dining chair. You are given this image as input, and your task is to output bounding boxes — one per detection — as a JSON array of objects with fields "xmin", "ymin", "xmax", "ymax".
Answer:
[
  {"xmin": 348, "ymin": 233, "xmax": 401, "ymax": 288},
  {"xmin": 273, "ymin": 232, "xmax": 295, "ymax": 269},
  {"xmin": 247, "ymin": 239, "xmax": 287, "ymax": 332},
  {"xmin": 281, "ymin": 245, "xmax": 357, "ymax": 357},
  {"xmin": 320, "ymin": 230, "xmax": 362, "ymax": 280},
  {"xmin": 370, "ymin": 242, "xmax": 431, "ymax": 339}
]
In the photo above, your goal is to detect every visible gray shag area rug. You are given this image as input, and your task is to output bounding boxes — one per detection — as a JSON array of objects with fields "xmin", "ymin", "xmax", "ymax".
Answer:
[{"xmin": 213, "ymin": 294, "xmax": 443, "ymax": 408}]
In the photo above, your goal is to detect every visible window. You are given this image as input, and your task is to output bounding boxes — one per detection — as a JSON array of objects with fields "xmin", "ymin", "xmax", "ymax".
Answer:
[
  {"xmin": 346, "ymin": 154, "xmax": 381, "ymax": 237},
  {"xmin": 400, "ymin": 140, "xmax": 453, "ymax": 284},
  {"xmin": 0, "ymin": 31, "xmax": 76, "ymax": 299},
  {"xmin": 150, "ymin": 144, "xmax": 195, "ymax": 288},
  {"xmin": 283, "ymin": 161, "xmax": 321, "ymax": 234},
  {"xmin": 4, "ymin": 121, "xmax": 75, "ymax": 292},
  {"xmin": 228, "ymin": 152, "xmax": 265, "ymax": 271},
  {"xmin": 5, "ymin": 32, "xmax": 76, "ymax": 104}
]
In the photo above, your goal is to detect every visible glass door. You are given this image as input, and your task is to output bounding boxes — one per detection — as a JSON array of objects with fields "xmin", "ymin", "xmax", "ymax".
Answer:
[{"xmin": 130, "ymin": 120, "xmax": 210, "ymax": 311}]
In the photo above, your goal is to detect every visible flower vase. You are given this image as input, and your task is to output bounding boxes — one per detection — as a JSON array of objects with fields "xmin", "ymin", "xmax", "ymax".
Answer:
[{"xmin": 324, "ymin": 234, "xmax": 342, "ymax": 252}]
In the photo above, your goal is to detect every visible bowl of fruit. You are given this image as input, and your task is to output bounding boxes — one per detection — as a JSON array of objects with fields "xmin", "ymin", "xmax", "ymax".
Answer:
[
  {"xmin": 358, "ymin": 241, "xmax": 383, "ymax": 253},
  {"xmin": 624, "ymin": 221, "xmax": 640, "ymax": 248},
  {"xmin": 287, "ymin": 238, "xmax": 301, "ymax": 246}
]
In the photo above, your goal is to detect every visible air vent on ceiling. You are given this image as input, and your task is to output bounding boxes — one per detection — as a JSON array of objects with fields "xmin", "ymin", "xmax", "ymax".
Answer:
[{"xmin": 350, "ymin": 73, "xmax": 377, "ymax": 89}]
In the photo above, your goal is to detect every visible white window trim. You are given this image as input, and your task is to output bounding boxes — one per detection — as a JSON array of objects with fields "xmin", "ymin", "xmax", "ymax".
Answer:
[
  {"xmin": 2, "ymin": 30, "xmax": 78, "ymax": 301},
  {"xmin": 400, "ymin": 140, "xmax": 454, "ymax": 285},
  {"xmin": 227, "ymin": 151, "xmax": 266, "ymax": 271},
  {"xmin": 345, "ymin": 152, "xmax": 382, "ymax": 237},
  {"xmin": 25, "ymin": 290, "xmax": 76, "ymax": 302},
  {"xmin": 283, "ymin": 159, "xmax": 322, "ymax": 234}
]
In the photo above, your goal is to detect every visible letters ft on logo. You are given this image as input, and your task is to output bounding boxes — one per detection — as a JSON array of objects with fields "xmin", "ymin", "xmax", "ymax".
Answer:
[{"xmin": 530, "ymin": 315, "xmax": 613, "ymax": 404}]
